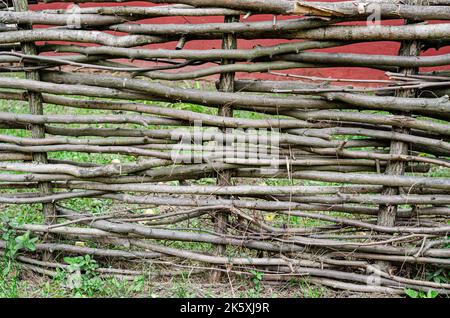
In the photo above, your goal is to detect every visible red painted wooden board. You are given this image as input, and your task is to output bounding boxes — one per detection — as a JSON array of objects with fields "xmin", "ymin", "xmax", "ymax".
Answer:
[{"xmin": 30, "ymin": 1, "xmax": 450, "ymax": 85}]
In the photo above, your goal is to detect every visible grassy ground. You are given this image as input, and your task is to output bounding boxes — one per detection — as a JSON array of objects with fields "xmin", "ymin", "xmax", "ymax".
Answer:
[
  {"xmin": 0, "ymin": 87, "xmax": 448, "ymax": 298},
  {"xmin": 0, "ymin": 263, "xmax": 334, "ymax": 298}
]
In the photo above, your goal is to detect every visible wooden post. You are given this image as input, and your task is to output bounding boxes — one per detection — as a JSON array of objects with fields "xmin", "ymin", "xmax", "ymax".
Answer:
[
  {"xmin": 377, "ymin": 5, "xmax": 421, "ymax": 268},
  {"xmin": 377, "ymin": 41, "xmax": 420, "ymax": 227},
  {"xmin": 12, "ymin": 0, "xmax": 56, "ymax": 237},
  {"xmin": 209, "ymin": 15, "xmax": 239, "ymax": 283}
]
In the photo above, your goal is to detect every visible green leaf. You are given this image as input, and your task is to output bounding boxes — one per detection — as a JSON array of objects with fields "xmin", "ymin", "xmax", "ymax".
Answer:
[
  {"xmin": 405, "ymin": 289, "xmax": 419, "ymax": 298},
  {"xmin": 64, "ymin": 256, "xmax": 83, "ymax": 266},
  {"xmin": 427, "ymin": 290, "xmax": 439, "ymax": 298}
]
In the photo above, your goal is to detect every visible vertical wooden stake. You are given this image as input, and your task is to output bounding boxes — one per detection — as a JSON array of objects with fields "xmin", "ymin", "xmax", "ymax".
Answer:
[
  {"xmin": 377, "ymin": 14, "xmax": 421, "ymax": 269},
  {"xmin": 13, "ymin": 0, "xmax": 56, "ymax": 250},
  {"xmin": 210, "ymin": 15, "xmax": 239, "ymax": 283},
  {"xmin": 377, "ymin": 40, "xmax": 420, "ymax": 226}
]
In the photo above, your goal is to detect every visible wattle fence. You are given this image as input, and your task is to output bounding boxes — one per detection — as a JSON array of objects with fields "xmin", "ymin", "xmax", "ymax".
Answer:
[{"xmin": 0, "ymin": 0, "xmax": 449, "ymax": 295}]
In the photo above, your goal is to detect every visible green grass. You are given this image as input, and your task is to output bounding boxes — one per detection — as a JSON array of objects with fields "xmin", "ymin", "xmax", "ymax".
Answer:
[{"xmin": 0, "ymin": 273, "xmax": 19, "ymax": 298}]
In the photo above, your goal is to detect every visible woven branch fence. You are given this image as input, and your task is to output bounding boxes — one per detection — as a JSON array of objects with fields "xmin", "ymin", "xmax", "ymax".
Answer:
[{"xmin": 0, "ymin": 0, "xmax": 449, "ymax": 295}]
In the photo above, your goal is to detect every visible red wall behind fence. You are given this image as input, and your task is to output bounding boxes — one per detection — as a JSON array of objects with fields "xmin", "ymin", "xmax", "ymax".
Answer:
[{"xmin": 30, "ymin": 1, "xmax": 450, "ymax": 85}]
